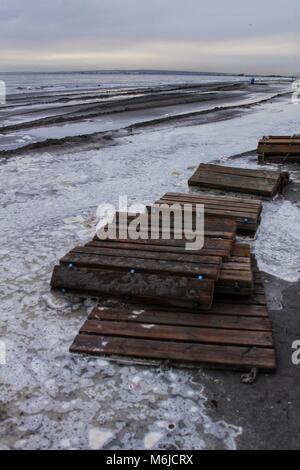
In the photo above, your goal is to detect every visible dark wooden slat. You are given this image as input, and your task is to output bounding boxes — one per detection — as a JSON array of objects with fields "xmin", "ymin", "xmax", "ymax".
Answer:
[
  {"xmin": 189, "ymin": 171, "xmax": 279, "ymax": 197},
  {"xmin": 157, "ymin": 195, "xmax": 261, "ymax": 215},
  {"xmin": 89, "ymin": 238, "xmax": 233, "ymax": 259},
  {"xmin": 72, "ymin": 245, "xmax": 222, "ymax": 265},
  {"xmin": 60, "ymin": 252, "xmax": 220, "ymax": 280},
  {"xmin": 80, "ymin": 319, "xmax": 273, "ymax": 347},
  {"xmin": 70, "ymin": 334, "xmax": 276, "ymax": 370},
  {"xmin": 210, "ymin": 302, "xmax": 268, "ymax": 316},
  {"xmin": 51, "ymin": 265, "xmax": 215, "ymax": 309},
  {"xmin": 258, "ymin": 143, "xmax": 300, "ymax": 155},
  {"xmin": 106, "ymin": 223, "xmax": 235, "ymax": 240},
  {"xmin": 89, "ymin": 307, "xmax": 272, "ymax": 331},
  {"xmin": 192, "ymin": 164, "xmax": 282, "ymax": 180},
  {"xmin": 163, "ymin": 192, "xmax": 262, "ymax": 208},
  {"xmin": 157, "ymin": 198, "xmax": 259, "ymax": 217}
]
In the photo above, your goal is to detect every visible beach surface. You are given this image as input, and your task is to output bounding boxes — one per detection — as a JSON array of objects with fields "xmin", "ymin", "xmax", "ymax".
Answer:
[{"xmin": 0, "ymin": 74, "xmax": 299, "ymax": 450}]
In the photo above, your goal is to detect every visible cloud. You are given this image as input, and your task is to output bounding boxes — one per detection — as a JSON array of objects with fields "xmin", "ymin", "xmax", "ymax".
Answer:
[{"xmin": 0, "ymin": 0, "xmax": 299, "ymax": 74}]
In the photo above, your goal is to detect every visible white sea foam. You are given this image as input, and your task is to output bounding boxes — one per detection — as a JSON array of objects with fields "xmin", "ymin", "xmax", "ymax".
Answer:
[
  {"xmin": 88, "ymin": 428, "xmax": 114, "ymax": 450},
  {"xmin": 255, "ymin": 200, "xmax": 300, "ymax": 282}
]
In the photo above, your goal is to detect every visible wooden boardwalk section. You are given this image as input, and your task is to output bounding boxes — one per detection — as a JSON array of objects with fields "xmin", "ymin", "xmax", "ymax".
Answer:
[
  {"xmin": 70, "ymin": 258, "xmax": 276, "ymax": 372},
  {"xmin": 258, "ymin": 135, "xmax": 300, "ymax": 163},
  {"xmin": 50, "ymin": 158, "xmax": 283, "ymax": 373},
  {"xmin": 188, "ymin": 164, "xmax": 289, "ymax": 197},
  {"xmin": 156, "ymin": 192, "xmax": 262, "ymax": 235}
]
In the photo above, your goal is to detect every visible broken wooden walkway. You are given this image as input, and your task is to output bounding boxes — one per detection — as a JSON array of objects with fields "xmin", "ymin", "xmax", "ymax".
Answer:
[
  {"xmin": 51, "ymin": 161, "xmax": 281, "ymax": 372},
  {"xmin": 258, "ymin": 135, "xmax": 300, "ymax": 163},
  {"xmin": 188, "ymin": 164, "xmax": 289, "ymax": 197}
]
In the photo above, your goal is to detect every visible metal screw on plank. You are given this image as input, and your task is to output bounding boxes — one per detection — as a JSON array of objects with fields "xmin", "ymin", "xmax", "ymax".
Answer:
[
  {"xmin": 197, "ymin": 275, "xmax": 204, "ymax": 280},
  {"xmin": 128, "ymin": 268, "xmax": 136, "ymax": 274},
  {"xmin": 68, "ymin": 263, "xmax": 74, "ymax": 269},
  {"xmin": 61, "ymin": 288, "xmax": 66, "ymax": 294},
  {"xmin": 243, "ymin": 218, "xmax": 249, "ymax": 224}
]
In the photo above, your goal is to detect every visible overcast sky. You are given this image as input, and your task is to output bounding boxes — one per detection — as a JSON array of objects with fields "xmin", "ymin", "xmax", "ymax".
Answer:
[{"xmin": 0, "ymin": 0, "xmax": 299, "ymax": 75}]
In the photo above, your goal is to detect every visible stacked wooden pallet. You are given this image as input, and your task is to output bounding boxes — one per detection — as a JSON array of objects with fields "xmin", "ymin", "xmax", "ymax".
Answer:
[
  {"xmin": 70, "ymin": 257, "xmax": 276, "ymax": 371},
  {"xmin": 156, "ymin": 192, "xmax": 262, "ymax": 235},
  {"xmin": 51, "ymin": 211, "xmax": 243, "ymax": 310},
  {"xmin": 188, "ymin": 164, "xmax": 289, "ymax": 197},
  {"xmin": 257, "ymin": 135, "xmax": 300, "ymax": 163}
]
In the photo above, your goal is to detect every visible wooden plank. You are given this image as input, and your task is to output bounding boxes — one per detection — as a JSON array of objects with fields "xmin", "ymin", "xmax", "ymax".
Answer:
[
  {"xmin": 51, "ymin": 265, "xmax": 215, "ymax": 309},
  {"xmin": 60, "ymin": 251, "xmax": 220, "ymax": 280},
  {"xmin": 156, "ymin": 198, "xmax": 260, "ymax": 216},
  {"xmin": 162, "ymin": 192, "xmax": 262, "ymax": 208},
  {"xmin": 70, "ymin": 334, "xmax": 276, "ymax": 370},
  {"xmin": 80, "ymin": 319, "xmax": 273, "ymax": 347},
  {"xmin": 191, "ymin": 164, "xmax": 282, "ymax": 180},
  {"xmin": 72, "ymin": 245, "xmax": 222, "ymax": 265},
  {"xmin": 88, "ymin": 238, "xmax": 233, "ymax": 259},
  {"xmin": 89, "ymin": 307, "xmax": 272, "ymax": 331},
  {"xmin": 201, "ymin": 303, "xmax": 268, "ymax": 317},
  {"xmin": 155, "ymin": 199, "xmax": 258, "ymax": 220},
  {"xmin": 258, "ymin": 143, "xmax": 300, "ymax": 155}
]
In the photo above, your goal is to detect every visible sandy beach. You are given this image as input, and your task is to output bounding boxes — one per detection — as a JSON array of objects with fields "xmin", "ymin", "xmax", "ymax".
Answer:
[{"xmin": 1, "ymin": 74, "xmax": 300, "ymax": 450}]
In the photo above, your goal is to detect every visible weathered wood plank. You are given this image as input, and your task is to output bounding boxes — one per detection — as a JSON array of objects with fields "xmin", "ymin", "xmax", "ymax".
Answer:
[
  {"xmin": 258, "ymin": 144, "xmax": 300, "ymax": 155},
  {"xmin": 70, "ymin": 334, "xmax": 276, "ymax": 370},
  {"xmin": 209, "ymin": 303, "xmax": 268, "ymax": 316},
  {"xmin": 80, "ymin": 319, "xmax": 273, "ymax": 347},
  {"xmin": 72, "ymin": 245, "xmax": 222, "ymax": 265},
  {"xmin": 89, "ymin": 307, "xmax": 272, "ymax": 331},
  {"xmin": 51, "ymin": 265, "xmax": 215, "ymax": 309},
  {"xmin": 60, "ymin": 252, "xmax": 220, "ymax": 279},
  {"xmin": 90, "ymin": 237, "xmax": 234, "ymax": 259},
  {"xmin": 191, "ymin": 164, "xmax": 283, "ymax": 180},
  {"xmin": 162, "ymin": 192, "xmax": 262, "ymax": 208}
]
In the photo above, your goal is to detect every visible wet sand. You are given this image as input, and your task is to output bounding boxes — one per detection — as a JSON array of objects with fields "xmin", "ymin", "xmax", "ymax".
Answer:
[
  {"xmin": 193, "ymin": 158, "xmax": 300, "ymax": 450},
  {"xmin": 0, "ymin": 80, "xmax": 290, "ymax": 155}
]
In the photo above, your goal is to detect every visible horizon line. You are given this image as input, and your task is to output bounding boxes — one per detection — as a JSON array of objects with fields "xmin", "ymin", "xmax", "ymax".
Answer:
[{"xmin": 0, "ymin": 68, "xmax": 292, "ymax": 78}]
